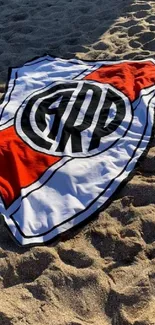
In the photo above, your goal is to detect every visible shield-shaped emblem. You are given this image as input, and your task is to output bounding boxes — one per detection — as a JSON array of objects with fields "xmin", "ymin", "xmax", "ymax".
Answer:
[{"xmin": 0, "ymin": 55, "xmax": 155, "ymax": 245}]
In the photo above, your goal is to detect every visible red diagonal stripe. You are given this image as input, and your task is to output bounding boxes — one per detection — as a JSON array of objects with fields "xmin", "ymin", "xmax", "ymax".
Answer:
[
  {"xmin": 0, "ymin": 126, "xmax": 61, "ymax": 207},
  {"xmin": 84, "ymin": 61, "xmax": 155, "ymax": 101}
]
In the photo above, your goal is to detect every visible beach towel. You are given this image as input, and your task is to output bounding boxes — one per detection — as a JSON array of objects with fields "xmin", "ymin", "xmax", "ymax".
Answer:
[{"xmin": 0, "ymin": 55, "xmax": 155, "ymax": 246}]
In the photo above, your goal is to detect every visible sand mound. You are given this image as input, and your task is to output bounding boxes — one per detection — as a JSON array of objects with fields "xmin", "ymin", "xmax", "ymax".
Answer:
[{"xmin": 1, "ymin": 0, "xmax": 155, "ymax": 324}]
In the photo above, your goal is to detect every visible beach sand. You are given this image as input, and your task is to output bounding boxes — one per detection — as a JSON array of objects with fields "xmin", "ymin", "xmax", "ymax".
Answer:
[{"xmin": 0, "ymin": 0, "xmax": 155, "ymax": 324}]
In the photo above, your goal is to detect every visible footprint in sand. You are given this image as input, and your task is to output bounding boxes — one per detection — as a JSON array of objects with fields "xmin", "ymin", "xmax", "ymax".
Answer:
[
  {"xmin": 1, "ymin": 249, "xmax": 53, "ymax": 288},
  {"xmin": 58, "ymin": 247, "xmax": 93, "ymax": 268}
]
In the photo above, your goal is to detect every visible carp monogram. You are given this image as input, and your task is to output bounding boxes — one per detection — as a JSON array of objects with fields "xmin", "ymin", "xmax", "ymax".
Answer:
[{"xmin": 15, "ymin": 80, "xmax": 131, "ymax": 157}]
